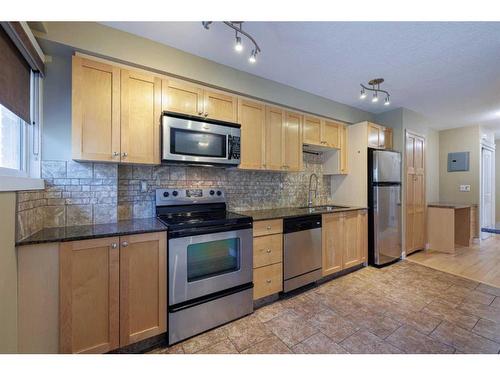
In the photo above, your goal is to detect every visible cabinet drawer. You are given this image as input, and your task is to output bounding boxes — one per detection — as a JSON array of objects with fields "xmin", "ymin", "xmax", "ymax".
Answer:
[
  {"xmin": 253, "ymin": 263, "xmax": 283, "ymax": 300},
  {"xmin": 253, "ymin": 219, "xmax": 283, "ymax": 237},
  {"xmin": 253, "ymin": 234, "xmax": 283, "ymax": 268}
]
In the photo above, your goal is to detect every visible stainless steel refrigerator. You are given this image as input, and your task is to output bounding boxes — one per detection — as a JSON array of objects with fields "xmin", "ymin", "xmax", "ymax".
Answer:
[{"xmin": 368, "ymin": 149, "xmax": 402, "ymax": 266}]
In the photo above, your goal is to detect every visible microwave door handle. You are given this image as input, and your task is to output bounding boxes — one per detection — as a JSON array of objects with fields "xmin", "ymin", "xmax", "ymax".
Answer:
[{"xmin": 227, "ymin": 135, "xmax": 232, "ymax": 160}]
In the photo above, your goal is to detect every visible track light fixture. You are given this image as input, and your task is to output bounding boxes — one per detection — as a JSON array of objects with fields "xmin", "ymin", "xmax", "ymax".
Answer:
[
  {"xmin": 202, "ymin": 21, "xmax": 261, "ymax": 64},
  {"xmin": 359, "ymin": 78, "xmax": 391, "ymax": 106}
]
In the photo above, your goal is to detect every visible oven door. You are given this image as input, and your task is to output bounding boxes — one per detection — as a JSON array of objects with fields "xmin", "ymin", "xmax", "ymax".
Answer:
[
  {"xmin": 162, "ymin": 114, "xmax": 240, "ymax": 166},
  {"xmin": 169, "ymin": 226, "xmax": 253, "ymax": 306}
]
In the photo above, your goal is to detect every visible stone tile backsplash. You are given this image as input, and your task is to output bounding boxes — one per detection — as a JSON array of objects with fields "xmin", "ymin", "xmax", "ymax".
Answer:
[{"xmin": 16, "ymin": 153, "xmax": 331, "ymax": 240}]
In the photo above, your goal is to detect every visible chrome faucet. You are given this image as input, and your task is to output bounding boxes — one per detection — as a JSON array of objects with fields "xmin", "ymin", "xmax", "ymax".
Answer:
[{"xmin": 308, "ymin": 173, "xmax": 319, "ymax": 208}]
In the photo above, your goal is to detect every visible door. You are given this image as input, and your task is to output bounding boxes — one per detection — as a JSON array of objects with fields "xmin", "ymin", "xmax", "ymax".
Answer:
[
  {"xmin": 342, "ymin": 211, "xmax": 360, "ymax": 268},
  {"xmin": 373, "ymin": 185, "xmax": 402, "ymax": 264},
  {"xmin": 119, "ymin": 232, "xmax": 167, "ymax": 346},
  {"xmin": 265, "ymin": 106, "xmax": 284, "ymax": 170},
  {"xmin": 322, "ymin": 213, "xmax": 343, "ymax": 276},
  {"xmin": 303, "ymin": 116, "xmax": 322, "ymax": 146},
  {"xmin": 59, "ymin": 237, "xmax": 119, "ymax": 354},
  {"xmin": 358, "ymin": 209, "xmax": 368, "ymax": 263},
  {"xmin": 322, "ymin": 120, "xmax": 340, "ymax": 148},
  {"xmin": 481, "ymin": 147, "xmax": 495, "ymax": 239},
  {"xmin": 284, "ymin": 111, "xmax": 303, "ymax": 171},
  {"xmin": 72, "ymin": 56, "xmax": 121, "ymax": 162},
  {"xmin": 203, "ymin": 89, "xmax": 238, "ymax": 122},
  {"xmin": 238, "ymin": 99, "xmax": 266, "ymax": 170},
  {"xmin": 162, "ymin": 79, "xmax": 204, "ymax": 116},
  {"xmin": 121, "ymin": 70, "xmax": 161, "ymax": 164}
]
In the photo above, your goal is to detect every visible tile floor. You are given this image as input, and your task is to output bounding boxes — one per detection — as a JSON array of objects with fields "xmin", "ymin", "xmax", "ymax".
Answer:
[{"xmin": 149, "ymin": 261, "xmax": 500, "ymax": 354}]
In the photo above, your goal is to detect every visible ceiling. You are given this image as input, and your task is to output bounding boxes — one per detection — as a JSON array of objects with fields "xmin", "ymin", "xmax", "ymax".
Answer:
[{"xmin": 102, "ymin": 22, "xmax": 500, "ymax": 131}]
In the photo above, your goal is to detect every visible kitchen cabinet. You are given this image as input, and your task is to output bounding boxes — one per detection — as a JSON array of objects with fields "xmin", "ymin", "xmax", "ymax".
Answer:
[
  {"xmin": 72, "ymin": 56, "xmax": 160, "ymax": 164},
  {"xmin": 72, "ymin": 56, "xmax": 121, "ymax": 162},
  {"xmin": 284, "ymin": 111, "xmax": 303, "ymax": 171},
  {"xmin": 322, "ymin": 123, "xmax": 348, "ymax": 175},
  {"xmin": 322, "ymin": 209, "xmax": 367, "ymax": 276},
  {"xmin": 120, "ymin": 69, "xmax": 161, "ymax": 164},
  {"xmin": 339, "ymin": 125, "xmax": 349, "ymax": 174},
  {"xmin": 367, "ymin": 122, "xmax": 393, "ymax": 150},
  {"xmin": 303, "ymin": 116, "xmax": 341, "ymax": 149},
  {"xmin": 238, "ymin": 99, "xmax": 266, "ymax": 170},
  {"xmin": 59, "ymin": 232, "xmax": 167, "ymax": 353},
  {"xmin": 162, "ymin": 78, "xmax": 238, "ymax": 123},
  {"xmin": 59, "ymin": 237, "xmax": 120, "ymax": 354},
  {"xmin": 119, "ymin": 232, "xmax": 167, "ymax": 346},
  {"xmin": 252, "ymin": 219, "xmax": 283, "ymax": 300},
  {"xmin": 265, "ymin": 106, "xmax": 285, "ymax": 171},
  {"xmin": 405, "ymin": 131, "xmax": 426, "ymax": 255},
  {"xmin": 303, "ymin": 116, "xmax": 322, "ymax": 146}
]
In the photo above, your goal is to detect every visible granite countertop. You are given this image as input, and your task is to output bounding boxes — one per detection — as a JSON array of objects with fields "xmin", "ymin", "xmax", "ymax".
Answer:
[
  {"xmin": 427, "ymin": 202, "xmax": 472, "ymax": 209},
  {"xmin": 234, "ymin": 205, "xmax": 367, "ymax": 221},
  {"xmin": 16, "ymin": 218, "xmax": 168, "ymax": 247}
]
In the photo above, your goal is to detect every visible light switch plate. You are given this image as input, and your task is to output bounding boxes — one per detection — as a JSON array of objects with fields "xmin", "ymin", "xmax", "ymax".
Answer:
[{"xmin": 459, "ymin": 184, "xmax": 471, "ymax": 192}]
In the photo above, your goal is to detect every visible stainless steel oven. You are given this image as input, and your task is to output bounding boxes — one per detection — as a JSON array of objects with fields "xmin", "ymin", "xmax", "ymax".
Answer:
[
  {"xmin": 161, "ymin": 112, "xmax": 241, "ymax": 166},
  {"xmin": 169, "ymin": 226, "xmax": 253, "ymax": 306}
]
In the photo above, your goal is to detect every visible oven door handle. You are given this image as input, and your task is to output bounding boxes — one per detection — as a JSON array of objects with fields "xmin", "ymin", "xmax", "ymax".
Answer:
[{"xmin": 168, "ymin": 222, "xmax": 252, "ymax": 238}]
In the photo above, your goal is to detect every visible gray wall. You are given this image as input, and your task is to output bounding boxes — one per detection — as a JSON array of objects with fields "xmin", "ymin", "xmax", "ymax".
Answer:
[{"xmin": 36, "ymin": 22, "xmax": 374, "ymax": 161}]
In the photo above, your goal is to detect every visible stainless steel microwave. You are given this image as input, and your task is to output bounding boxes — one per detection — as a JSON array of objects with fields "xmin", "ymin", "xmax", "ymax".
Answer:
[{"xmin": 161, "ymin": 112, "xmax": 241, "ymax": 166}]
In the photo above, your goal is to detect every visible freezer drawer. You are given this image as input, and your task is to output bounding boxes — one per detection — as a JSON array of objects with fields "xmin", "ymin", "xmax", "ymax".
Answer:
[{"xmin": 373, "ymin": 185, "xmax": 402, "ymax": 265}]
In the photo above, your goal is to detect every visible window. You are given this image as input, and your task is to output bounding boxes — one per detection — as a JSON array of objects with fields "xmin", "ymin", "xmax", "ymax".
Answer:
[{"xmin": 0, "ymin": 71, "xmax": 42, "ymax": 186}]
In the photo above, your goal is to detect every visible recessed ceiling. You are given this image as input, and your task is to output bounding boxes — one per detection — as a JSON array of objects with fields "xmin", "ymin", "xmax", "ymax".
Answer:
[{"xmin": 102, "ymin": 21, "xmax": 500, "ymax": 131}]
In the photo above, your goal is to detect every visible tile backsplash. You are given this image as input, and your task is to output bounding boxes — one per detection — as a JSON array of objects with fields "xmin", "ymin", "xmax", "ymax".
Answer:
[{"xmin": 16, "ymin": 153, "xmax": 332, "ymax": 240}]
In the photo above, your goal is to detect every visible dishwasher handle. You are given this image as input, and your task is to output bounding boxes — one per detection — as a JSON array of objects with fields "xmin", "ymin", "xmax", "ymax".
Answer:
[{"xmin": 283, "ymin": 215, "xmax": 322, "ymax": 233}]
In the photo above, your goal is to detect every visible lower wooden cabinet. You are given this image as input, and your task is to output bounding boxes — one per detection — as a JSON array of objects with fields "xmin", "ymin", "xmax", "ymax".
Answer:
[
  {"xmin": 322, "ymin": 209, "xmax": 367, "ymax": 277},
  {"xmin": 253, "ymin": 263, "xmax": 283, "ymax": 300},
  {"xmin": 59, "ymin": 232, "xmax": 167, "ymax": 354}
]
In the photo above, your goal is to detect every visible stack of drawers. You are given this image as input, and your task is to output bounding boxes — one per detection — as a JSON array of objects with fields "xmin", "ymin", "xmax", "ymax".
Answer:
[{"xmin": 252, "ymin": 219, "xmax": 283, "ymax": 300}]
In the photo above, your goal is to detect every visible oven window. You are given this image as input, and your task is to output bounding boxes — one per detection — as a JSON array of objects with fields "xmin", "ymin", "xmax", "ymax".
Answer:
[
  {"xmin": 171, "ymin": 128, "xmax": 226, "ymax": 158},
  {"xmin": 187, "ymin": 238, "xmax": 240, "ymax": 282}
]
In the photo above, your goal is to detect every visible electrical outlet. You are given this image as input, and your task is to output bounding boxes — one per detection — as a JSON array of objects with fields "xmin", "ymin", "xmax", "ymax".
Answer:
[{"xmin": 459, "ymin": 184, "xmax": 471, "ymax": 192}]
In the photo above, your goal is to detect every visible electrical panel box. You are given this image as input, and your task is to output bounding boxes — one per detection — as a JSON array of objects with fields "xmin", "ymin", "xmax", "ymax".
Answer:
[{"xmin": 447, "ymin": 152, "xmax": 469, "ymax": 172}]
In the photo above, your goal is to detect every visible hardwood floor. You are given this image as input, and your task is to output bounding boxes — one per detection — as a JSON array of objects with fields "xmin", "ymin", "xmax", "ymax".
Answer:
[
  {"xmin": 149, "ymin": 262, "xmax": 500, "ymax": 354},
  {"xmin": 407, "ymin": 235, "xmax": 500, "ymax": 288}
]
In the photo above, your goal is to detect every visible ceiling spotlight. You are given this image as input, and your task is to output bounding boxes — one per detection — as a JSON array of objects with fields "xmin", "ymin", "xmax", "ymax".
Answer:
[
  {"xmin": 249, "ymin": 50, "xmax": 257, "ymax": 64},
  {"xmin": 360, "ymin": 88, "xmax": 367, "ymax": 100},
  {"xmin": 234, "ymin": 34, "xmax": 243, "ymax": 52},
  {"xmin": 359, "ymin": 78, "xmax": 391, "ymax": 106}
]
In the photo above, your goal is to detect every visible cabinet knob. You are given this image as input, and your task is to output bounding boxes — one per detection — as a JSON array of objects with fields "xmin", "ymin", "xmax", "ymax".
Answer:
[
  {"xmin": 112, "ymin": 151, "xmax": 119, "ymax": 157},
  {"xmin": 198, "ymin": 111, "xmax": 203, "ymax": 116},
  {"xmin": 204, "ymin": 112, "xmax": 208, "ymax": 117},
  {"xmin": 111, "ymin": 243, "xmax": 118, "ymax": 249},
  {"xmin": 266, "ymin": 226, "xmax": 272, "ymax": 230},
  {"xmin": 122, "ymin": 241, "xmax": 129, "ymax": 247},
  {"xmin": 266, "ymin": 249, "xmax": 272, "ymax": 253},
  {"xmin": 122, "ymin": 152, "xmax": 128, "ymax": 158},
  {"xmin": 266, "ymin": 279, "xmax": 272, "ymax": 284}
]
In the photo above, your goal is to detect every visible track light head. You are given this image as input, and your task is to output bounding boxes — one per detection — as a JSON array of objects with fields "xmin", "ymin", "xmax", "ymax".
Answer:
[
  {"xmin": 360, "ymin": 88, "xmax": 367, "ymax": 100},
  {"xmin": 249, "ymin": 50, "xmax": 257, "ymax": 64},
  {"xmin": 372, "ymin": 92, "xmax": 379, "ymax": 103},
  {"xmin": 384, "ymin": 96, "xmax": 390, "ymax": 106},
  {"xmin": 234, "ymin": 35, "xmax": 243, "ymax": 52}
]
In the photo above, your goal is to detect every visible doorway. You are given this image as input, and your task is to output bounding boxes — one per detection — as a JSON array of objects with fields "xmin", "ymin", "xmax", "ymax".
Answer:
[{"xmin": 481, "ymin": 145, "xmax": 495, "ymax": 239}]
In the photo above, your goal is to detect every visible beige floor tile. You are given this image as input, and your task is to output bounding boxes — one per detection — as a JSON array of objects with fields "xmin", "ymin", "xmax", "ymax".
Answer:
[
  {"xmin": 446, "ymin": 284, "xmax": 496, "ymax": 305},
  {"xmin": 422, "ymin": 300, "xmax": 479, "ymax": 330},
  {"xmin": 459, "ymin": 302, "xmax": 500, "ymax": 323},
  {"xmin": 430, "ymin": 321, "xmax": 500, "ymax": 354},
  {"xmin": 196, "ymin": 339, "xmax": 239, "ymax": 354},
  {"xmin": 306, "ymin": 308, "xmax": 360, "ymax": 343},
  {"xmin": 339, "ymin": 330, "xmax": 403, "ymax": 354},
  {"xmin": 224, "ymin": 315, "xmax": 273, "ymax": 351},
  {"xmin": 292, "ymin": 333, "xmax": 348, "ymax": 354},
  {"xmin": 242, "ymin": 336, "xmax": 293, "ymax": 354},
  {"xmin": 476, "ymin": 283, "xmax": 500, "ymax": 297},
  {"xmin": 253, "ymin": 301, "xmax": 289, "ymax": 323},
  {"xmin": 386, "ymin": 325, "xmax": 454, "ymax": 354},
  {"xmin": 385, "ymin": 304, "xmax": 442, "ymax": 335},
  {"xmin": 345, "ymin": 307, "xmax": 401, "ymax": 339},
  {"xmin": 181, "ymin": 326, "xmax": 228, "ymax": 353},
  {"xmin": 491, "ymin": 297, "xmax": 500, "ymax": 308},
  {"xmin": 472, "ymin": 319, "xmax": 500, "ymax": 344},
  {"xmin": 264, "ymin": 310, "xmax": 319, "ymax": 347}
]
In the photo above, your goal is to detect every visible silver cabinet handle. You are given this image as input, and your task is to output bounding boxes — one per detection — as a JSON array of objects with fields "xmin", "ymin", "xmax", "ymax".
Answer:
[
  {"xmin": 111, "ymin": 243, "xmax": 118, "ymax": 249},
  {"xmin": 204, "ymin": 112, "xmax": 208, "ymax": 117},
  {"xmin": 122, "ymin": 152, "xmax": 128, "ymax": 158},
  {"xmin": 198, "ymin": 111, "xmax": 203, "ymax": 115},
  {"xmin": 266, "ymin": 225, "xmax": 272, "ymax": 230},
  {"xmin": 122, "ymin": 241, "xmax": 129, "ymax": 247},
  {"xmin": 266, "ymin": 279, "xmax": 272, "ymax": 284},
  {"xmin": 266, "ymin": 249, "xmax": 272, "ymax": 253},
  {"xmin": 113, "ymin": 151, "xmax": 119, "ymax": 157}
]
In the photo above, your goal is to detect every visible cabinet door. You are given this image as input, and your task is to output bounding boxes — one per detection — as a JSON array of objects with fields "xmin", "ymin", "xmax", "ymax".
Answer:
[
  {"xmin": 358, "ymin": 210, "xmax": 368, "ymax": 263},
  {"xmin": 253, "ymin": 263, "xmax": 283, "ymax": 300},
  {"xmin": 340, "ymin": 125, "xmax": 349, "ymax": 174},
  {"xmin": 367, "ymin": 124, "xmax": 381, "ymax": 148},
  {"xmin": 72, "ymin": 56, "xmax": 121, "ymax": 162},
  {"xmin": 203, "ymin": 89, "xmax": 238, "ymax": 122},
  {"xmin": 384, "ymin": 128, "xmax": 393, "ymax": 150},
  {"xmin": 284, "ymin": 111, "xmax": 303, "ymax": 171},
  {"xmin": 59, "ymin": 237, "xmax": 120, "ymax": 354},
  {"xmin": 162, "ymin": 79, "xmax": 204, "ymax": 116},
  {"xmin": 322, "ymin": 120, "xmax": 340, "ymax": 148},
  {"xmin": 238, "ymin": 99, "xmax": 266, "ymax": 170},
  {"xmin": 119, "ymin": 232, "xmax": 167, "ymax": 346},
  {"xmin": 405, "ymin": 134, "xmax": 416, "ymax": 253},
  {"xmin": 322, "ymin": 213, "xmax": 343, "ymax": 276},
  {"xmin": 413, "ymin": 135, "xmax": 426, "ymax": 250},
  {"xmin": 121, "ymin": 70, "xmax": 161, "ymax": 164},
  {"xmin": 303, "ymin": 116, "xmax": 322, "ymax": 146},
  {"xmin": 342, "ymin": 211, "xmax": 360, "ymax": 269},
  {"xmin": 265, "ymin": 106, "xmax": 284, "ymax": 171}
]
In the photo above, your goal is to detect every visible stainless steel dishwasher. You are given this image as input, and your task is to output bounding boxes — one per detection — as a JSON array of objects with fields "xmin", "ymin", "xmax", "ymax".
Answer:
[{"xmin": 283, "ymin": 215, "xmax": 322, "ymax": 292}]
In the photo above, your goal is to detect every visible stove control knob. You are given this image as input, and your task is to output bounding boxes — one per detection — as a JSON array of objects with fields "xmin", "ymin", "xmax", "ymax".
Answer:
[
  {"xmin": 172, "ymin": 190, "xmax": 178, "ymax": 197},
  {"xmin": 209, "ymin": 190, "xmax": 215, "ymax": 196},
  {"xmin": 216, "ymin": 190, "xmax": 222, "ymax": 196},
  {"xmin": 163, "ymin": 191, "xmax": 170, "ymax": 198}
]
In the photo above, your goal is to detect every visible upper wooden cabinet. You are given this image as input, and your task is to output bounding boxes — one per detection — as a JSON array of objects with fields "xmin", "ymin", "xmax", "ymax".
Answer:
[
  {"xmin": 162, "ymin": 78, "xmax": 238, "ymax": 123},
  {"xmin": 283, "ymin": 111, "xmax": 303, "ymax": 171},
  {"xmin": 238, "ymin": 99, "xmax": 266, "ymax": 170},
  {"xmin": 265, "ymin": 106, "xmax": 285, "ymax": 171},
  {"xmin": 367, "ymin": 122, "xmax": 393, "ymax": 150},
  {"xmin": 303, "ymin": 116, "xmax": 341, "ymax": 149},
  {"xmin": 72, "ymin": 56, "xmax": 160, "ymax": 164},
  {"xmin": 120, "ymin": 70, "xmax": 161, "ymax": 164},
  {"xmin": 72, "ymin": 56, "xmax": 121, "ymax": 162}
]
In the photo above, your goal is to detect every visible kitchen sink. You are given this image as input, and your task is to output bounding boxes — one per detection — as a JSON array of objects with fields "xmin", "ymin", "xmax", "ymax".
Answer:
[{"xmin": 299, "ymin": 205, "xmax": 348, "ymax": 213}]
